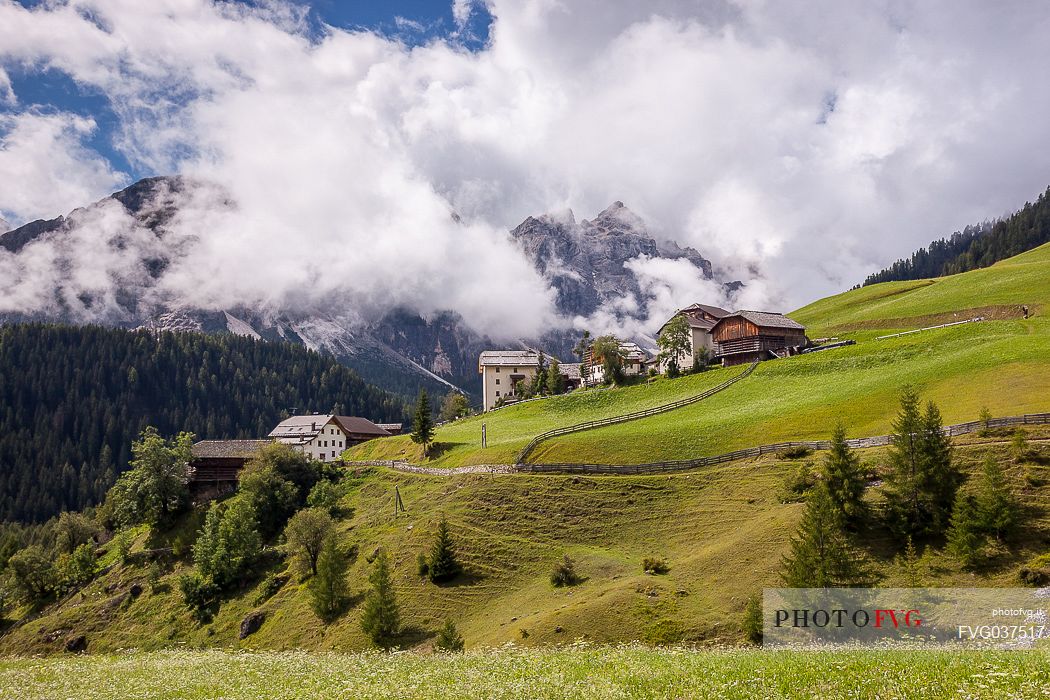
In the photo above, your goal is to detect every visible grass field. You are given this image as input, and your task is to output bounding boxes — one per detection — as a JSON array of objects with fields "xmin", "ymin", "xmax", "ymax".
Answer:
[
  {"xmin": 348, "ymin": 243, "xmax": 1050, "ymax": 468},
  {"xmin": 2, "ymin": 647, "xmax": 1049, "ymax": 699}
]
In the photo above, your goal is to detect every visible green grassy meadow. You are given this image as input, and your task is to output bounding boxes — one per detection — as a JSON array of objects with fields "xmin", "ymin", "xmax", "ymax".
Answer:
[
  {"xmin": 3, "ymin": 647, "xmax": 1050, "ymax": 699},
  {"xmin": 349, "ymin": 243, "xmax": 1050, "ymax": 468}
]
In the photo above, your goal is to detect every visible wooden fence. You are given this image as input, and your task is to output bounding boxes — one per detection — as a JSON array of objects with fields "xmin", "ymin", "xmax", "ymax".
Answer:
[
  {"xmin": 516, "ymin": 412, "xmax": 1050, "ymax": 475},
  {"xmin": 875, "ymin": 316, "xmax": 984, "ymax": 341},
  {"xmin": 514, "ymin": 362, "xmax": 760, "ymax": 464}
]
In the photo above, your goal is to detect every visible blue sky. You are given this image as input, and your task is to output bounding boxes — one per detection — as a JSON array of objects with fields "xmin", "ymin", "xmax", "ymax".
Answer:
[{"xmin": 3, "ymin": 0, "xmax": 492, "ymax": 183}]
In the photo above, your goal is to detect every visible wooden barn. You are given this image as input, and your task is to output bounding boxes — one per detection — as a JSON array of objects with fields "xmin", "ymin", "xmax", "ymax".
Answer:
[
  {"xmin": 710, "ymin": 311, "xmax": 807, "ymax": 366},
  {"xmin": 188, "ymin": 439, "xmax": 272, "ymax": 500}
]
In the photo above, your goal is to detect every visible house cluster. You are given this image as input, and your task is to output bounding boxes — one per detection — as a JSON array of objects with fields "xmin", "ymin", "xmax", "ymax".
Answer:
[
  {"xmin": 188, "ymin": 413, "xmax": 399, "ymax": 496},
  {"xmin": 478, "ymin": 303, "xmax": 808, "ymax": 411}
]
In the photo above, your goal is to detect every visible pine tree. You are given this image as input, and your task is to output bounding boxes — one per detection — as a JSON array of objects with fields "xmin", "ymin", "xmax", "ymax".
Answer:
[
  {"xmin": 974, "ymin": 457, "xmax": 1019, "ymax": 540},
  {"xmin": 742, "ymin": 596, "xmax": 763, "ymax": 645},
  {"xmin": 780, "ymin": 484, "xmax": 859, "ymax": 588},
  {"xmin": 427, "ymin": 517, "xmax": 461, "ymax": 583},
  {"xmin": 309, "ymin": 535, "xmax": 349, "ymax": 621},
  {"xmin": 411, "ymin": 390, "xmax": 435, "ymax": 457},
  {"xmin": 884, "ymin": 386, "xmax": 925, "ymax": 538},
  {"xmin": 884, "ymin": 389, "xmax": 959, "ymax": 540},
  {"xmin": 820, "ymin": 424, "xmax": 867, "ymax": 527},
  {"xmin": 434, "ymin": 619, "xmax": 465, "ymax": 653},
  {"xmin": 360, "ymin": 550, "xmax": 400, "ymax": 647},
  {"xmin": 546, "ymin": 359, "xmax": 565, "ymax": 395},
  {"xmin": 946, "ymin": 494, "xmax": 984, "ymax": 568}
]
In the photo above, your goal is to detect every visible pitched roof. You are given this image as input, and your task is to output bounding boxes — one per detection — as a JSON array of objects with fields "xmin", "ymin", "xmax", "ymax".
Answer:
[
  {"xmin": 334, "ymin": 416, "xmax": 391, "ymax": 437},
  {"xmin": 479, "ymin": 350, "xmax": 542, "ymax": 367},
  {"xmin": 268, "ymin": 414, "xmax": 334, "ymax": 440},
  {"xmin": 725, "ymin": 310, "xmax": 806, "ymax": 330},
  {"xmin": 681, "ymin": 303, "xmax": 731, "ymax": 318},
  {"xmin": 559, "ymin": 362, "xmax": 582, "ymax": 379},
  {"xmin": 191, "ymin": 439, "xmax": 272, "ymax": 459},
  {"xmin": 618, "ymin": 342, "xmax": 649, "ymax": 361}
]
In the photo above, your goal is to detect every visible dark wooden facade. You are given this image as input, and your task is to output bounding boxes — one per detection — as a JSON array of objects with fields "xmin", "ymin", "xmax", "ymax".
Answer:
[{"xmin": 711, "ymin": 313, "xmax": 807, "ymax": 366}]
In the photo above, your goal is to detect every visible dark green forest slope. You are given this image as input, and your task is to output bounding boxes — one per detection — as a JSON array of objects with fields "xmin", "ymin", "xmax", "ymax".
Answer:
[
  {"xmin": 0, "ymin": 324, "xmax": 408, "ymax": 522},
  {"xmin": 864, "ymin": 185, "xmax": 1050, "ymax": 285}
]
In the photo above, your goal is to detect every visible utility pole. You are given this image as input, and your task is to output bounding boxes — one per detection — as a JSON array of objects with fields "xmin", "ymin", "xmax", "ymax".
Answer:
[
  {"xmin": 394, "ymin": 486, "xmax": 406, "ymax": 516},
  {"xmin": 481, "ymin": 423, "xmax": 487, "ymax": 448}
]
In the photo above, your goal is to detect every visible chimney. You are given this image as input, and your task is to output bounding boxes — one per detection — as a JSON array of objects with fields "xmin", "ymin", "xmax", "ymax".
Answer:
[{"xmin": 311, "ymin": 421, "xmax": 316, "ymax": 431}]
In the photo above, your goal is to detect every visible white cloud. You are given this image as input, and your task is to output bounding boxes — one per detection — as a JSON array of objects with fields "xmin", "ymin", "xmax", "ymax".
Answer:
[
  {"xmin": 0, "ymin": 111, "xmax": 126, "ymax": 223},
  {"xmin": 1, "ymin": 0, "xmax": 1049, "ymax": 336}
]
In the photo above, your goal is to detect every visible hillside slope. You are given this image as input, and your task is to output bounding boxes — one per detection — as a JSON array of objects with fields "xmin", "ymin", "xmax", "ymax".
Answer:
[
  {"xmin": 351, "ymin": 243, "xmax": 1050, "ymax": 467},
  {"xmin": 1, "ymin": 432, "xmax": 1047, "ymax": 655}
]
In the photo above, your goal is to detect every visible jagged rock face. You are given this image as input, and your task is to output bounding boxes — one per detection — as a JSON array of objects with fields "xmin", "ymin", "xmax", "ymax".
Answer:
[
  {"xmin": 0, "ymin": 180, "xmax": 722, "ymax": 399},
  {"xmin": 511, "ymin": 201, "xmax": 713, "ymax": 319}
]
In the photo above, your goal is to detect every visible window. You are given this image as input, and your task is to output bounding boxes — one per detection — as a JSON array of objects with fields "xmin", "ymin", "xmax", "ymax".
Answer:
[
  {"xmin": 495, "ymin": 366, "xmax": 500, "ymax": 373},
  {"xmin": 495, "ymin": 378, "xmax": 500, "ymax": 385},
  {"xmin": 331, "ymin": 452, "xmax": 335, "ymax": 459},
  {"xmin": 496, "ymin": 390, "xmax": 500, "ymax": 397}
]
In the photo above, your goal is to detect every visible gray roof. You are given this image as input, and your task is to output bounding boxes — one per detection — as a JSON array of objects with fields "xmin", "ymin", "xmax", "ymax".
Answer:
[
  {"xmin": 559, "ymin": 362, "xmax": 582, "ymax": 379},
  {"xmin": 618, "ymin": 342, "xmax": 649, "ymax": 361},
  {"xmin": 192, "ymin": 439, "xmax": 272, "ymax": 459},
  {"xmin": 268, "ymin": 414, "xmax": 335, "ymax": 440},
  {"xmin": 729, "ymin": 310, "xmax": 806, "ymax": 330},
  {"xmin": 681, "ymin": 303, "xmax": 731, "ymax": 318},
  {"xmin": 479, "ymin": 350, "xmax": 542, "ymax": 367}
]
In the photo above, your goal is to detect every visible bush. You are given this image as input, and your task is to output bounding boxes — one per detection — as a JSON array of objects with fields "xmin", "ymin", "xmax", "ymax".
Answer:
[
  {"xmin": 777, "ymin": 445, "xmax": 813, "ymax": 460},
  {"xmin": 642, "ymin": 557, "xmax": 670, "ymax": 575},
  {"xmin": 778, "ymin": 461, "xmax": 816, "ymax": 503},
  {"xmin": 416, "ymin": 552, "xmax": 429, "ymax": 579},
  {"xmin": 1019, "ymin": 554, "xmax": 1050, "ymax": 586},
  {"xmin": 434, "ymin": 619, "xmax": 465, "ymax": 653},
  {"xmin": 179, "ymin": 573, "xmax": 218, "ymax": 620},
  {"xmin": 283, "ymin": 508, "xmax": 334, "ymax": 579},
  {"xmin": 57, "ymin": 542, "xmax": 97, "ymax": 593},
  {"xmin": 977, "ymin": 406, "xmax": 993, "ymax": 437},
  {"xmin": 8, "ymin": 545, "xmax": 57, "ymax": 604},
  {"xmin": 306, "ymin": 480, "xmax": 347, "ymax": 517},
  {"xmin": 254, "ymin": 572, "xmax": 288, "ymax": 605},
  {"xmin": 549, "ymin": 555, "xmax": 582, "ymax": 587},
  {"xmin": 1012, "ymin": 429, "xmax": 1032, "ymax": 464}
]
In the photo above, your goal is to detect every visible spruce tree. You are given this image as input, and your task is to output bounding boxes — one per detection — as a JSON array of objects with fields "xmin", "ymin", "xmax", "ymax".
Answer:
[
  {"xmin": 411, "ymin": 390, "xmax": 435, "ymax": 457},
  {"xmin": 946, "ymin": 494, "xmax": 984, "ymax": 568},
  {"xmin": 820, "ymin": 424, "xmax": 867, "ymax": 527},
  {"xmin": 974, "ymin": 457, "xmax": 1019, "ymax": 540},
  {"xmin": 742, "ymin": 596, "xmax": 763, "ymax": 645},
  {"xmin": 919, "ymin": 401, "xmax": 958, "ymax": 535},
  {"xmin": 884, "ymin": 386, "xmax": 925, "ymax": 538},
  {"xmin": 427, "ymin": 517, "xmax": 461, "ymax": 583},
  {"xmin": 360, "ymin": 550, "xmax": 400, "ymax": 647},
  {"xmin": 434, "ymin": 619, "xmax": 465, "ymax": 653},
  {"xmin": 309, "ymin": 535, "xmax": 349, "ymax": 621},
  {"xmin": 780, "ymin": 484, "xmax": 859, "ymax": 588},
  {"xmin": 546, "ymin": 359, "xmax": 565, "ymax": 395}
]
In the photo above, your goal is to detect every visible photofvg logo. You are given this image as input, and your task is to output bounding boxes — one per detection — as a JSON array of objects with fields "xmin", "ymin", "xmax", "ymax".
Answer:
[{"xmin": 762, "ymin": 588, "xmax": 1050, "ymax": 649}]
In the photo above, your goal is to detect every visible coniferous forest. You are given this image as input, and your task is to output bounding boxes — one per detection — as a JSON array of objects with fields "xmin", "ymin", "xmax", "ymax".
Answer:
[
  {"xmin": 863, "ymin": 186, "xmax": 1050, "ymax": 286},
  {"xmin": 0, "ymin": 323, "xmax": 409, "ymax": 522}
]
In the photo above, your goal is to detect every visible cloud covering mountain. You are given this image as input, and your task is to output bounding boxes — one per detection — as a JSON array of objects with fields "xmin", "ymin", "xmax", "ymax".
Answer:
[{"xmin": 1, "ymin": 0, "xmax": 1050, "ymax": 335}]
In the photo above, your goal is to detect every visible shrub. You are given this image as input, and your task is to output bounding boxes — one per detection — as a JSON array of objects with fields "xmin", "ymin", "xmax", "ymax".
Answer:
[
  {"xmin": 642, "ymin": 557, "xmax": 670, "ymax": 575},
  {"xmin": 1018, "ymin": 553, "xmax": 1050, "ymax": 586},
  {"xmin": 8, "ymin": 545, "xmax": 57, "ymax": 604},
  {"xmin": 54, "ymin": 512, "xmax": 101, "ymax": 555},
  {"xmin": 1012, "ymin": 429, "xmax": 1032, "ymax": 464},
  {"xmin": 306, "ymin": 480, "xmax": 346, "ymax": 517},
  {"xmin": 434, "ymin": 619, "xmax": 465, "ymax": 653},
  {"xmin": 549, "ymin": 555, "xmax": 581, "ymax": 587},
  {"xmin": 57, "ymin": 542, "xmax": 97, "ymax": 592},
  {"xmin": 977, "ymin": 406, "xmax": 993, "ymax": 437},
  {"xmin": 254, "ymin": 572, "xmax": 288, "ymax": 605},
  {"xmin": 777, "ymin": 445, "xmax": 813, "ymax": 460},
  {"xmin": 179, "ymin": 573, "xmax": 218, "ymax": 620},
  {"xmin": 778, "ymin": 461, "xmax": 816, "ymax": 503},
  {"xmin": 416, "ymin": 552, "xmax": 429, "ymax": 579}
]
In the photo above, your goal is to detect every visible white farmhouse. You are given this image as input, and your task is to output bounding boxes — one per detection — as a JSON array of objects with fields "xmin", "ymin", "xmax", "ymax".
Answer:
[
  {"xmin": 268, "ymin": 414, "xmax": 390, "ymax": 462},
  {"xmin": 583, "ymin": 341, "xmax": 649, "ymax": 386},
  {"xmin": 478, "ymin": 350, "xmax": 542, "ymax": 411},
  {"xmin": 655, "ymin": 303, "xmax": 730, "ymax": 372}
]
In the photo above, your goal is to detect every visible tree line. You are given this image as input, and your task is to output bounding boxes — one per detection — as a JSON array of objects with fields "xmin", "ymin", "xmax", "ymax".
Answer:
[
  {"xmin": 0, "ymin": 323, "xmax": 408, "ymax": 522},
  {"xmin": 863, "ymin": 185, "xmax": 1050, "ymax": 286}
]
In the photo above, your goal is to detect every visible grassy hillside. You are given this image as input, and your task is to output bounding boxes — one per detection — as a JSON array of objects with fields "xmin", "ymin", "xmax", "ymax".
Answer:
[
  {"xmin": 3, "ymin": 647, "xmax": 1050, "ymax": 699},
  {"xmin": 1, "ymin": 433, "xmax": 1047, "ymax": 655},
  {"xmin": 350, "ymin": 243, "xmax": 1050, "ymax": 467}
]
